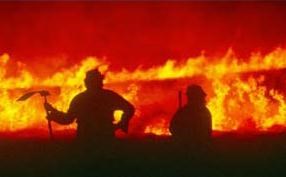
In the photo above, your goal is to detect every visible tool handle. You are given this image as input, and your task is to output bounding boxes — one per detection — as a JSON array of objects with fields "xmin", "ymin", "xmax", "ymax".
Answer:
[
  {"xmin": 47, "ymin": 120, "xmax": 54, "ymax": 139},
  {"xmin": 44, "ymin": 96, "xmax": 54, "ymax": 140}
]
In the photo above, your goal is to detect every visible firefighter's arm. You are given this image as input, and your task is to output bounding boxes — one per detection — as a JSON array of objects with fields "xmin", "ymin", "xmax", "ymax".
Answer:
[
  {"xmin": 44, "ymin": 102, "xmax": 75, "ymax": 125},
  {"xmin": 116, "ymin": 97, "xmax": 135, "ymax": 133}
]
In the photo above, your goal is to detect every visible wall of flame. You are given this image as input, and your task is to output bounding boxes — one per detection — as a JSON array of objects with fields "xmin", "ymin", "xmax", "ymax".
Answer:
[{"xmin": 1, "ymin": 48, "xmax": 286, "ymax": 137}]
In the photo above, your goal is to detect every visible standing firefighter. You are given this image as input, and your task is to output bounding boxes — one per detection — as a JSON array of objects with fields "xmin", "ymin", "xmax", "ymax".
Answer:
[
  {"xmin": 44, "ymin": 69, "xmax": 135, "ymax": 145},
  {"xmin": 170, "ymin": 84, "xmax": 212, "ymax": 150}
]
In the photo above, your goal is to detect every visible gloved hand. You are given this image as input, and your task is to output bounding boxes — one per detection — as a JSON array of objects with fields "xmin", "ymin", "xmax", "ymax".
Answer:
[
  {"xmin": 44, "ymin": 102, "xmax": 54, "ymax": 111},
  {"xmin": 44, "ymin": 102, "xmax": 56, "ymax": 120}
]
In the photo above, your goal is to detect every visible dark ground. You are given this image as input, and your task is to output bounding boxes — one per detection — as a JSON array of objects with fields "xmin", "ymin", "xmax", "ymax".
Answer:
[{"xmin": 0, "ymin": 132, "xmax": 286, "ymax": 177}]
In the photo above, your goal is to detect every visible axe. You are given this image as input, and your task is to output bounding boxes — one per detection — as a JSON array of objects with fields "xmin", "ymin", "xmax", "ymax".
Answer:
[{"xmin": 17, "ymin": 90, "xmax": 54, "ymax": 139}]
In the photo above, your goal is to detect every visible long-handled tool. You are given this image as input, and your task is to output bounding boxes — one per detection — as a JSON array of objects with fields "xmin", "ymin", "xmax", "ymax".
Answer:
[{"xmin": 17, "ymin": 90, "xmax": 54, "ymax": 139}]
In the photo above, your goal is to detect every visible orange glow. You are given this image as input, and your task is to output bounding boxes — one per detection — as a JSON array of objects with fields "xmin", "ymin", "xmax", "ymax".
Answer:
[{"xmin": 1, "ymin": 48, "xmax": 286, "ymax": 137}]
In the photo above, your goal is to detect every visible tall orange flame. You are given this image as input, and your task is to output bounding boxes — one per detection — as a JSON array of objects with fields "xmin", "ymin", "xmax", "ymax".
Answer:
[{"xmin": 1, "ymin": 48, "xmax": 286, "ymax": 137}]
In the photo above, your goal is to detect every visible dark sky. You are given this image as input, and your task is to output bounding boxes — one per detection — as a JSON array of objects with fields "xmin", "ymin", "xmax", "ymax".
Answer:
[{"xmin": 1, "ymin": 2, "xmax": 286, "ymax": 74}]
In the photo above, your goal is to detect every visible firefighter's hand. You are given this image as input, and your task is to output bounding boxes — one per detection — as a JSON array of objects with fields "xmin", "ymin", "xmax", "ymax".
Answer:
[
  {"xmin": 44, "ymin": 102, "xmax": 54, "ymax": 112},
  {"xmin": 44, "ymin": 103, "xmax": 55, "ymax": 121},
  {"xmin": 46, "ymin": 113, "xmax": 53, "ymax": 121}
]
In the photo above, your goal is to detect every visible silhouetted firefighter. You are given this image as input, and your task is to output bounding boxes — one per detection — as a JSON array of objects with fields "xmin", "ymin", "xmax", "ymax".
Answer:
[
  {"xmin": 44, "ymin": 69, "xmax": 135, "ymax": 145},
  {"xmin": 170, "ymin": 84, "xmax": 212, "ymax": 150}
]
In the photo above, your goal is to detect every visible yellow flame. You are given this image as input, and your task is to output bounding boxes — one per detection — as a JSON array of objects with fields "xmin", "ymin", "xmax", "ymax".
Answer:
[{"xmin": 1, "ymin": 48, "xmax": 286, "ymax": 136}]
